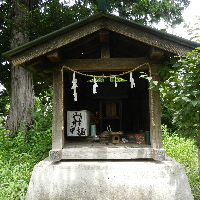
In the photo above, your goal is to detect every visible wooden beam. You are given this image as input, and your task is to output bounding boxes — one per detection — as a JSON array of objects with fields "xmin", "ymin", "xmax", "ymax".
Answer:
[
  {"xmin": 61, "ymin": 58, "xmax": 161, "ymax": 72},
  {"xmin": 101, "ymin": 43, "xmax": 110, "ymax": 58},
  {"xmin": 99, "ymin": 30, "xmax": 109, "ymax": 43},
  {"xmin": 52, "ymin": 67, "xmax": 64, "ymax": 149},
  {"xmin": 149, "ymin": 65, "xmax": 162, "ymax": 149},
  {"xmin": 149, "ymin": 46, "xmax": 164, "ymax": 59},
  {"xmin": 47, "ymin": 50, "xmax": 62, "ymax": 62},
  {"xmin": 99, "ymin": 30, "xmax": 110, "ymax": 58}
]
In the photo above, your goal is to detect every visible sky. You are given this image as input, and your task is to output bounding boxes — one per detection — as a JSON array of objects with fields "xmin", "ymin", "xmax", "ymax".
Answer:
[{"xmin": 165, "ymin": 0, "xmax": 200, "ymax": 40}]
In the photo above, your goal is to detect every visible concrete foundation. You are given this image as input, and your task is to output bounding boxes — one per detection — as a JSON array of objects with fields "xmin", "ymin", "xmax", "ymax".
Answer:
[{"xmin": 26, "ymin": 157, "xmax": 193, "ymax": 200}]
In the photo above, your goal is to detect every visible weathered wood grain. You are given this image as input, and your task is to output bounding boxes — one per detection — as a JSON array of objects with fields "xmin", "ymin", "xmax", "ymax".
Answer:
[
  {"xmin": 52, "ymin": 67, "xmax": 64, "ymax": 149},
  {"xmin": 149, "ymin": 65, "xmax": 162, "ymax": 149},
  {"xmin": 62, "ymin": 58, "xmax": 161, "ymax": 72},
  {"xmin": 47, "ymin": 50, "xmax": 61, "ymax": 62}
]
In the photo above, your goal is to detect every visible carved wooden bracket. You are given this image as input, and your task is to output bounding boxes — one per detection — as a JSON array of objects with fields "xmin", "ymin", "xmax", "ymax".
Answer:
[
  {"xmin": 47, "ymin": 50, "xmax": 62, "ymax": 62},
  {"xmin": 149, "ymin": 46, "xmax": 164, "ymax": 59}
]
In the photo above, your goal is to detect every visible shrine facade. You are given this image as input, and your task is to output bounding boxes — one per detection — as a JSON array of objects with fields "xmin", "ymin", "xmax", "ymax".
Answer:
[{"xmin": 3, "ymin": 12, "xmax": 199, "ymax": 162}]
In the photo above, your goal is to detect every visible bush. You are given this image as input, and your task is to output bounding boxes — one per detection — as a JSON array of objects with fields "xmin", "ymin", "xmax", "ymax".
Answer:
[
  {"xmin": 162, "ymin": 125, "xmax": 200, "ymax": 200},
  {"xmin": 0, "ymin": 97, "xmax": 52, "ymax": 199}
]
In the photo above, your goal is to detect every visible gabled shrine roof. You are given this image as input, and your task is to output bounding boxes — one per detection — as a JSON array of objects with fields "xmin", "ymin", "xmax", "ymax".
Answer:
[{"xmin": 2, "ymin": 11, "xmax": 200, "ymax": 77}]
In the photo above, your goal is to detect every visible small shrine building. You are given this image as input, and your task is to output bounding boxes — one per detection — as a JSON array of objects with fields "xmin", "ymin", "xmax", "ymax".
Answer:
[{"xmin": 3, "ymin": 12, "xmax": 199, "ymax": 162}]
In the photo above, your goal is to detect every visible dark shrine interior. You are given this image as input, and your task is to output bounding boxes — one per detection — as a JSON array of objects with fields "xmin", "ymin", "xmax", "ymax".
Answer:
[
  {"xmin": 64, "ymin": 69, "xmax": 150, "ymax": 142},
  {"xmin": 59, "ymin": 30, "xmax": 154, "ymax": 144}
]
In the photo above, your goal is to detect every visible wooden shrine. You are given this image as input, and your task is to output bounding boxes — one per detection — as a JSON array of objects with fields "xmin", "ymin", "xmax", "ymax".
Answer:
[{"xmin": 3, "ymin": 12, "xmax": 199, "ymax": 162}]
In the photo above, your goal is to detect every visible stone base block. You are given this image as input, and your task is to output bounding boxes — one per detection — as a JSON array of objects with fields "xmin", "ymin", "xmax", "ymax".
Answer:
[{"xmin": 26, "ymin": 157, "xmax": 193, "ymax": 200}]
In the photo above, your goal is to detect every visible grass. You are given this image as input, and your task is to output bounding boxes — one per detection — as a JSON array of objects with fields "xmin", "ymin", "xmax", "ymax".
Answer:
[
  {"xmin": 0, "ymin": 125, "xmax": 199, "ymax": 199},
  {"xmin": 162, "ymin": 125, "xmax": 200, "ymax": 200},
  {"xmin": 0, "ymin": 126, "xmax": 52, "ymax": 200}
]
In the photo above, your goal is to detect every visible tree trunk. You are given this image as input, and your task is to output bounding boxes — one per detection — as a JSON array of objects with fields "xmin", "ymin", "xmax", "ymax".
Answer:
[
  {"xmin": 6, "ymin": 0, "xmax": 34, "ymax": 136},
  {"xmin": 198, "ymin": 133, "xmax": 200, "ymax": 174},
  {"xmin": 198, "ymin": 147, "xmax": 200, "ymax": 174}
]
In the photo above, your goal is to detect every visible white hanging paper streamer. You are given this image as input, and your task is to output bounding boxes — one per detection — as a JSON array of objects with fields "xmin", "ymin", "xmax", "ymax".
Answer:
[
  {"xmin": 115, "ymin": 76, "xmax": 117, "ymax": 87},
  {"xmin": 93, "ymin": 77, "xmax": 98, "ymax": 94},
  {"xmin": 74, "ymin": 90, "xmax": 77, "ymax": 101},
  {"xmin": 71, "ymin": 72, "xmax": 78, "ymax": 101},
  {"xmin": 107, "ymin": 125, "xmax": 112, "ymax": 132},
  {"xmin": 130, "ymin": 72, "xmax": 135, "ymax": 88}
]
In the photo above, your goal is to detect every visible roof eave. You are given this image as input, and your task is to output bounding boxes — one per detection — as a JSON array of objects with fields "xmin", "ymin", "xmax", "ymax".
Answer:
[{"xmin": 2, "ymin": 12, "xmax": 200, "ymax": 61}]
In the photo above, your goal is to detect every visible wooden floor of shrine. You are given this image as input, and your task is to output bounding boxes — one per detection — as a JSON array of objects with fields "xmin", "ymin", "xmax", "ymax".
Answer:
[
  {"xmin": 63, "ymin": 134, "xmax": 151, "ymax": 148},
  {"xmin": 63, "ymin": 142, "xmax": 151, "ymax": 148}
]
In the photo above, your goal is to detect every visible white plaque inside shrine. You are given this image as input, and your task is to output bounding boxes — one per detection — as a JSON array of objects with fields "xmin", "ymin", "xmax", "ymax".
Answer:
[{"xmin": 67, "ymin": 110, "xmax": 91, "ymax": 136}]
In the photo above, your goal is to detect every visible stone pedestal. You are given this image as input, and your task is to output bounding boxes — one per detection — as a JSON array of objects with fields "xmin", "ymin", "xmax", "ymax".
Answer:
[{"xmin": 26, "ymin": 157, "xmax": 193, "ymax": 200}]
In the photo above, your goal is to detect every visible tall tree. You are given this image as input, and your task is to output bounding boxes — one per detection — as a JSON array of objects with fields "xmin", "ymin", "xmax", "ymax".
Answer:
[
  {"xmin": 27, "ymin": 0, "xmax": 192, "ymax": 40},
  {"xmin": 6, "ymin": 0, "xmax": 34, "ymax": 136},
  {"xmin": 77, "ymin": 0, "xmax": 190, "ymax": 27}
]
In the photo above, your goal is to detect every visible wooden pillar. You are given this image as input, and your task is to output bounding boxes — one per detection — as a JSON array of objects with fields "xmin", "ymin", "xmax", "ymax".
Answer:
[
  {"xmin": 52, "ymin": 67, "xmax": 64, "ymax": 150},
  {"xmin": 99, "ymin": 30, "xmax": 110, "ymax": 58},
  {"xmin": 149, "ymin": 66, "xmax": 162, "ymax": 149}
]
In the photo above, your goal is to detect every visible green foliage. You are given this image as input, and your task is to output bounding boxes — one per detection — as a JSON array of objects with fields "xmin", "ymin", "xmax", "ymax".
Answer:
[
  {"xmin": 161, "ymin": 48, "xmax": 200, "ymax": 145},
  {"xmin": 91, "ymin": 0, "xmax": 190, "ymax": 26},
  {"xmin": 87, "ymin": 76, "xmax": 105, "ymax": 82},
  {"xmin": 184, "ymin": 15, "xmax": 200, "ymax": 42},
  {"xmin": 162, "ymin": 125, "xmax": 200, "ymax": 199},
  {"xmin": 139, "ymin": 72, "xmax": 159, "ymax": 89},
  {"xmin": 0, "ymin": 89, "xmax": 10, "ymax": 115},
  {"xmin": 159, "ymin": 17, "xmax": 200, "ymax": 145},
  {"xmin": 110, "ymin": 76, "xmax": 127, "ymax": 82},
  {"xmin": 0, "ymin": 2, "xmax": 12, "ymax": 113},
  {"xmin": 29, "ymin": 0, "xmax": 93, "ymax": 40},
  {"xmin": 0, "ymin": 96, "xmax": 52, "ymax": 199},
  {"xmin": 87, "ymin": 75, "xmax": 127, "ymax": 82}
]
